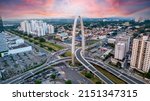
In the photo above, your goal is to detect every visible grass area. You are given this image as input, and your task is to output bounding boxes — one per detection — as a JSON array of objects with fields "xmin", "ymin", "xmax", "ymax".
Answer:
[
  {"xmin": 86, "ymin": 40, "xmax": 100, "ymax": 46},
  {"xmin": 42, "ymin": 42, "xmax": 63, "ymax": 51},
  {"xmin": 7, "ymin": 29, "xmax": 64, "ymax": 51},
  {"xmin": 80, "ymin": 70, "xmax": 102, "ymax": 84},
  {"xmin": 61, "ymin": 51, "xmax": 71, "ymax": 57},
  {"xmin": 93, "ymin": 64, "xmax": 126, "ymax": 84}
]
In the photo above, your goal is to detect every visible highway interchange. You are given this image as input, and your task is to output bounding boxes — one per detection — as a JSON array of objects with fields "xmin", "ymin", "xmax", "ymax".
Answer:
[
  {"xmin": 0, "ymin": 33, "xmax": 146, "ymax": 84},
  {"xmin": 1, "ymin": 47, "xmax": 145, "ymax": 84}
]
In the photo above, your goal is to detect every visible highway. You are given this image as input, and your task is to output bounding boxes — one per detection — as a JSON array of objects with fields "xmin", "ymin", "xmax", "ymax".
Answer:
[
  {"xmin": 86, "ymin": 57, "xmax": 145, "ymax": 84},
  {"xmin": 0, "ymin": 57, "xmax": 72, "ymax": 84},
  {"xmin": 75, "ymin": 48, "xmax": 114, "ymax": 84},
  {"xmin": 0, "ymin": 46, "xmax": 145, "ymax": 84}
]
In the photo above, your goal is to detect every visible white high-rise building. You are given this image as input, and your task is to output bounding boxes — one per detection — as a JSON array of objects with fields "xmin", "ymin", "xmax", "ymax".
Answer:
[
  {"xmin": 116, "ymin": 34, "xmax": 130, "ymax": 54},
  {"xmin": 30, "ymin": 20, "xmax": 36, "ymax": 32},
  {"xmin": 47, "ymin": 25, "xmax": 54, "ymax": 34},
  {"xmin": 26, "ymin": 22, "xmax": 31, "ymax": 34},
  {"xmin": 20, "ymin": 21, "xmax": 26, "ymax": 32},
  {"xmin": 20, "ymin": 20, "xmax": 54, "ymax": 36},
  {"xmin": 114, "ymin": 34, "xmax": 130, "ymax": 60},
  {"xmin": 130, "ymin": 36, "xmax": 150, "ymax": 72},
  {"xmin": 20, "ymin": 20, "xmax": 31, "ymax": 34},
  {"xmin": 115, "ymin": 42, "xmax": 126, "ymax": 60},
  {"xmin": 37, "ymin": 27, "xmax": 44, "ymax": 36}
]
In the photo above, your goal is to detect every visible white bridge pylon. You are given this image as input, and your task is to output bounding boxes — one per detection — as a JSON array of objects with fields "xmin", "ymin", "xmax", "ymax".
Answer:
[{"xmin": 72, "ymin": 16, "xmax": 85, "ymax": 65}]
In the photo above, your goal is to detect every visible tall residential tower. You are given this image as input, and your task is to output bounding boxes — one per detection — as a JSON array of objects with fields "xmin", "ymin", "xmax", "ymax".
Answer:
[
  {"xmin": 114, "ymin": 34, "xmax": 130, "ymax": 60},
  {"xmin": 130, "ymin": 36, "xmax": 150, "ymax": 72}
]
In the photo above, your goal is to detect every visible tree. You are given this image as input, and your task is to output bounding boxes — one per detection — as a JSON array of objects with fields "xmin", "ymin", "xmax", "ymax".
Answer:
[
  {"xmin": 65, "ymin": 80, "xmax": 72, "ymax": 84},
  {"xmin": 48, "ymin": 47, "xmax": 52, "ymax": 51},
  {"xmin": 85, "ymin": 72, "xmax": 93, "ymax": 79},
  {"xmin": 133, "ymin": 33, "xmax": 138, "ymax": 38},
  {"xmin": 117, "ymin": 62, "xmax": 122, "ymax": 68},
  {"xmin": 34, "ymin": 41, "xmax": 38, "ymax": 45},
  {"xmin": 40, "ymin": 44, "xmax": 44, "ymax": 47},
  {"xmin": 24, "ymin": 33, "xmax": 28, "ymax": 36},
  {"xmin": 34, "ymin": 37, "xmax": 39, "ymax": 40},
  {"xmin": 34, "ymin": 79, "xmax": 42, "ymax": 84},
  {"xmin": 28, "ymin": 34, "xmax": 33, "ymax": 38},
  {"xmin": 50, "ymin": 74, "xmax": 56, "ymax": 84},
  {"xmin": 39, "ymin": 38, "xmax": 46, "ymax": 42},
  {"xmin": 145, "ymin": 72, "xmax": 150, "ymax": 79}
]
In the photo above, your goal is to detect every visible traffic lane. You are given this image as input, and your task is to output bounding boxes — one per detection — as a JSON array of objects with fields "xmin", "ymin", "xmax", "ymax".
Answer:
[
  {"xmin": 76, "ymin": 49, "xmax": 97, "ymax": 72},
  {"xmin": 87, "ymin": 59, "xmax": 136, "ymax": 84},
  {"xmin": 87, "ymin": 60, "xmax": 121, "ymax": 76},
  {"xmin": 119, "ymin": 75, "xmax": 135, "ymax": 84},
  {"xmin": 12, "ymin": 60, "xmax": 71, "ymax": 84},
  {"xmin": 86, "ymin": 60, "xmax": 136, "ymax": 84},
  {"xmin": 122, "ymin": 73, "xmax": 145, "ymax": 84},
  {"xmin": 94, "ymin": 71, "xmax": 113, "ymax": 84},
  {"xmin": 9, "ymin": 72, "xmax": 32, "ymax": 84},
  {"xmin": 86, "ymin": 58, "xmax": 145, "ymax": 84},
  {"xmin": 86, "ymin": 58, "xmax": 122, "ymax": 76},
  {"xmin": 75, "ymin": 49, "xmax": 114, "ymax": 84},
  {"xmin": 0, "ymin": 72, "xmax": 28, "ymax": 84},
  {"xmin": 2, "ymin": 58, "xmax": 71, "ymax": 84}
]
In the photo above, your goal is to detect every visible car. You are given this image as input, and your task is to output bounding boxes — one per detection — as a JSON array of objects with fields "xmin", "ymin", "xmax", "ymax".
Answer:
[
  {"xmin": 51, "ymin": 69, "xmax": 56, "ymax": 71},
  {"xmin": 56, "ymin": 73, "xmax": 61, "ymax": 76}
]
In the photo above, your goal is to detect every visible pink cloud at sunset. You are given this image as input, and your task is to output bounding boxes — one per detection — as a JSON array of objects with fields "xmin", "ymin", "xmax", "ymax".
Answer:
[{"xmin": 0, "ymin": 0, "xmax": 149, "ymax": 19}]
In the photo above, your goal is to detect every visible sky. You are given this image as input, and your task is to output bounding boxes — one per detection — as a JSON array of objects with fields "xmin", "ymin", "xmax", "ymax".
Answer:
[{"xmin": 0, "ymin": 0, "xmax": 150, "ymax": 19}]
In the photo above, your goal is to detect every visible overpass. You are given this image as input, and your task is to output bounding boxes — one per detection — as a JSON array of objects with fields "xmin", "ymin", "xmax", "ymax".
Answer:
[
  {"xmin": 86, "ymin": 57, "xmax": 145, "ymax": 84},
  {"xmin": 75, "ymin": 48, "xmax": 114, "ymax": 84},
  {"xmin": 1, "ymin": 49, "xmax": 145, "ymax": 84},
  {"xmin": 0, "ymin": 57, "xmax": 71, "ymax": 84}
]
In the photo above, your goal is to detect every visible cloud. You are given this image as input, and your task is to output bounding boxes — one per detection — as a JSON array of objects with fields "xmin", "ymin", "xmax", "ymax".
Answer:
[{"xmin": 0, "ymin": 0, "xmax": 149, "ymax": 19}]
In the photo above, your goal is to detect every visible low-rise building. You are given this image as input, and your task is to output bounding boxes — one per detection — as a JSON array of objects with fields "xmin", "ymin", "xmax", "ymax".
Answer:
[
  {"xmin": 108, "ymin": 38, "xmax": 116, "ymax": 44},
  {"xmin": 0, "ymin": 32, "xmax": 32, "ymax": 57},
  {"xmin": 55, "ymin": 32, "xmax": 68, "ymax": 41}
]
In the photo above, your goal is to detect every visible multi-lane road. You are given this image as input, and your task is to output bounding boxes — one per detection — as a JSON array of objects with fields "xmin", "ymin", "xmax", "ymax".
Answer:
[
  {"xmin": 75, "ymin": 48, "xmax": 145, "ymax": 84},
  {"xmin": 86, "ymin": 57, "xmax": 145, "ymax": 84},
  {"xmin": 75, "ymin": 48, "xmax": 114, "ymax": 84},
  {"xmin": 0, "ymin": 57, "xmax": 71, "ymax": 84},
  {"xmin": 0, "ymin": 45, "xmax": 146, "ymax": 84}
]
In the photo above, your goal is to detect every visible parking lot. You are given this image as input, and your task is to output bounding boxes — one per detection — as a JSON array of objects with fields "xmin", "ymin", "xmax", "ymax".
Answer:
[
  {"xmin": 0, "ymin": 51, "xmax": 47, "ymax": 80},
  {"xmin": 23, "ymin": 68, "xmax": 63, "ymax": 84}
]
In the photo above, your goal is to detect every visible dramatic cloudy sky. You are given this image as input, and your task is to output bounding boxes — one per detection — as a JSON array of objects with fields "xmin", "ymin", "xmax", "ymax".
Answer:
[{"xmin": 0, "ymin": 0, "xmax": 150, "ymax": 19}]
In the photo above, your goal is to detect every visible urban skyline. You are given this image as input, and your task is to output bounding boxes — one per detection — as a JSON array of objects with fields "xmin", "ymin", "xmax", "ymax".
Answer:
[
  {"xmin": 0, "ymin": 0, "xmax": 150, "ymax": 84},
  {"xmin": 0, "ymin": 14, "xmax": 150, "ymax": 84},
  {"xmin": 0, "ymin": 0, "xmax": 150, "ymax": 20}
]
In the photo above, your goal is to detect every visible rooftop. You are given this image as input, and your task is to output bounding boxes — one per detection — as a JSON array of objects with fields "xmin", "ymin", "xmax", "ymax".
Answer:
[
  {"xmin": 0, "ymin": 32, "xmax": 9, "ymax": 52},
  {"xmin": 58, "ymin": 32, "xmax": 68, "ymax": 37},
  {"xmin": 9, "ymin": 44, "xmax": 28, "ymax": 50}
]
